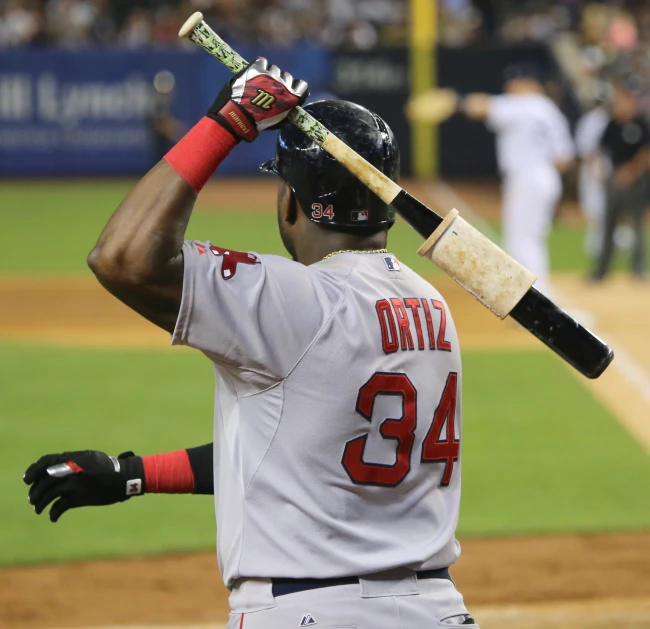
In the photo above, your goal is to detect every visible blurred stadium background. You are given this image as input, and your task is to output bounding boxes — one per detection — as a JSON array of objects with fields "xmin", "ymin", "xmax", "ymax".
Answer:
[{"xmin": 1, "ymin": 0, "xmax": 650, "ymax": 628}]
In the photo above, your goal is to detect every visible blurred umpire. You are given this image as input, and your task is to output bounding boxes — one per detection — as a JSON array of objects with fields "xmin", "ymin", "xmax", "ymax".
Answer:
[{"xmin": 592, "ymin": 76, "xmax": 650, "ymax": 281}]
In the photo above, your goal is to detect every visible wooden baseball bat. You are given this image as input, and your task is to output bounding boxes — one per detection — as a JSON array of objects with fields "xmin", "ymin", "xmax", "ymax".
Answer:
[{"xmin": 178, "ymin": 12, "xmax": 614, "ymax": 380}]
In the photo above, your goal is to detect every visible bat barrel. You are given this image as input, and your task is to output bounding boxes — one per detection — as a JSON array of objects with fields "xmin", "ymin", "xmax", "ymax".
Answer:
[{"xmin": 510, "ymin": 288, "xmax": 614, "ymax": 379}]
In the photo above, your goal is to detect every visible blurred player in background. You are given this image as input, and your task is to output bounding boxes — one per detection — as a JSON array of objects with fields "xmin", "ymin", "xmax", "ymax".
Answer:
[
  {"xmin": 456, "ymin": 63, "xmax": 575, "ymax": 296},
  {"xmin": 149, "ymin": 70, "xmax": 183, "ymax": 166},
  {"xmin": 575, "ymin": 94, "xmax": 610, "ymax": 259},
  {"xmin": 592, "ymin": 76, "xmax": 650, "ymax": 281}
]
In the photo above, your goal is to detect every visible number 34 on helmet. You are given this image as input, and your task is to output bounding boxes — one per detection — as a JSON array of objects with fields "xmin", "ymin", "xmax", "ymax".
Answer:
[{"xmin": 260, "ymin": 100, "xmax": 400, "ymax": 232}]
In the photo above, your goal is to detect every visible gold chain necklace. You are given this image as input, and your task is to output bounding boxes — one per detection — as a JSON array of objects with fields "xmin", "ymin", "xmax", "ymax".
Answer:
[{"xmin": 322, "ymin": 248, "xmax": 388, "ymax": 260}]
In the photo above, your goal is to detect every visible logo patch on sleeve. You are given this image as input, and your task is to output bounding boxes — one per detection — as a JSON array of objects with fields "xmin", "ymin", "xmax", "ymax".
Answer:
[
  {"xmin": 209, "ymin": 246, "xmax": 260, "ymax": 280},
  {"xmin": 383, "ymin": 255, "xmax": 401, "ymax": 271}
]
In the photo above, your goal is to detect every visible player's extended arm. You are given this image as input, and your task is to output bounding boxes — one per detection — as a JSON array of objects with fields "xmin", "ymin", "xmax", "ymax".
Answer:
[
  {"xmin": 554, "ymin": 157, "xmax": 574, "ymax": 174},
  {"xmin": 87, "ymin": 59, "xmax": 308, "ymax": 333},
  {"xmin": 458, "ymin": 94, "xmax": 492, "ymax": 121},
  {"xmin": 404, "ymin": 89, "xmax": 491, "ymax": 125},
  {"xmin": 614, "ymin": 147, "xmax": 650, "ymax": 187},
  {"xmin": 23, "ymin": 444, "xmax": 215, "ymax": 522}
]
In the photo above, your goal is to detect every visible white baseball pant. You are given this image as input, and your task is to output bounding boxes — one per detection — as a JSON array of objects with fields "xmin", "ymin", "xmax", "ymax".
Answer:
[
  {"xmin": 501, "ymin": 168, "xmax": 561, "ymax": 297},
  {"xmin": 227, "ymin": 569, "xmax": 477, "ymax": 629}
]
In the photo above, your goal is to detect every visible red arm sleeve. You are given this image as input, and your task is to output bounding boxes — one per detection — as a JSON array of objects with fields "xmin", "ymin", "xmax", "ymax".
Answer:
[{"xmin": 142, "ymin": 443, "xmax": 213, "ymax": 495}]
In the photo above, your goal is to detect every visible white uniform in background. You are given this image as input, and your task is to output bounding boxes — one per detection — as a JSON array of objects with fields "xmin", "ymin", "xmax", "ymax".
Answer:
[
  {"xmin": 575, "ymin": 106, "xmax": 609, "ymax": 257},
  {"xmin": 488, "ymin": 93, "xmax": 575, "ymax": 295},
  {"xmin": 172, "ymin": 242, "xmax": 472, "ymax": 629}
]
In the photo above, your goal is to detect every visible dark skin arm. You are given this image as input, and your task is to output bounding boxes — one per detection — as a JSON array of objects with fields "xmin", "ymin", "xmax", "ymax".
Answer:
[
  {"xmin": 87, "ymin": 160, "xmax": 194, "ymax": 333},
  {"xmin": 88, "ymin": 60, "xmax": 309, "ymax": 332},
  {"xmin": 613, "ymin": 148, "xmax": 650, "ymax": 188}
]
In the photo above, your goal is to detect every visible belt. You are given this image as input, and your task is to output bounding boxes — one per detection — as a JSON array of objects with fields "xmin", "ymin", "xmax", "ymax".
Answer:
[{"xmin": 271, "ymin": 567, "xmax": 451, "ymax": 597}]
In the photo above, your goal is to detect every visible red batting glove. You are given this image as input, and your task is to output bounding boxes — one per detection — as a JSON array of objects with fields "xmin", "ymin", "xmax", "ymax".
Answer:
[{"xmin": 207, "ymin": 57, "xmax": 309, "ymax": 142}]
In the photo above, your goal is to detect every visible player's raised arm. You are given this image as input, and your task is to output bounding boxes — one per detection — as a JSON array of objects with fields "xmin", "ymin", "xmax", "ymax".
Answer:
[
  {"xmin": 87, "ymin": 59, "xmax": 308, "ymax": 333},
  {"xmin": 458, "ymin": 93, "xmax": 492, "ymax": 121}
]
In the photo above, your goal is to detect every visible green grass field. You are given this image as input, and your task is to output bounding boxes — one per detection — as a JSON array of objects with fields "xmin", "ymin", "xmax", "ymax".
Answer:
[
  {"xmin": 1, "ymin": 180, "xmax": 649, "ymax": 566},
  {"xmin": 2, "ymin": 179, "xmax": 639, "ymax": 275}
]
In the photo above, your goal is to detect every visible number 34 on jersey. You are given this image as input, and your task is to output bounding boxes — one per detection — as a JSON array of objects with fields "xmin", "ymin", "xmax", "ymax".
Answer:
[{"xmin": 343, "ymin": 372, "xmax": 459, "ymax": 489}]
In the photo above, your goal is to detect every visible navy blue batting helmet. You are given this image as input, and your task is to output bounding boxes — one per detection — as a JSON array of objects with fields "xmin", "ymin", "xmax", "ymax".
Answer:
[{"xmin": 260, "ymin": 100, "xmax": 400, "ymax": 231}]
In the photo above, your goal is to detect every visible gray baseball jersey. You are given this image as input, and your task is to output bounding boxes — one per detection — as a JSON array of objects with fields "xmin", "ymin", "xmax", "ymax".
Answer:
[{"xmin": 172, "ymin": 242, "xmax": 463, "ymax": 587}]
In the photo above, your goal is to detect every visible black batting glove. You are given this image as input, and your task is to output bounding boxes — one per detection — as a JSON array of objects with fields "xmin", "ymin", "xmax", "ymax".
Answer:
[
  {"xmin": 23, "ymin": 450, "xmax": 144, "ymax": 523},
  {"xmin": 208, "ymin": 57, "xmax": 309, "ymax": 142}
]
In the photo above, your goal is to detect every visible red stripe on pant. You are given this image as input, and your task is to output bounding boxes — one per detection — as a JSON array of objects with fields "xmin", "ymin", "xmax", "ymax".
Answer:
[{"xmin": 239, "ymin": 613, "xmax": 245, "ymax": 628}]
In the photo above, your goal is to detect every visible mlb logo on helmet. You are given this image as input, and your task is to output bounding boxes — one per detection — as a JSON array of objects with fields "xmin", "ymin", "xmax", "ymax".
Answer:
[
  {"xmin": 351, "ymin": 210, "xmax": 369, "ymax": 221},
  {"xmin": 383, "ymin": 256, "xmax": 400, "ymax": 271}
]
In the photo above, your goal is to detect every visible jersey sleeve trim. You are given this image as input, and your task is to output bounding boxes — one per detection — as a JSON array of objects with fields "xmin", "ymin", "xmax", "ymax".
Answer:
[
  {"xmin": 170, "ymin": 243, "xmax": 196, "ymax": 347},
  {"xmin": 172, "ymin": 243, "xmax": 282, "ymax": 382}
]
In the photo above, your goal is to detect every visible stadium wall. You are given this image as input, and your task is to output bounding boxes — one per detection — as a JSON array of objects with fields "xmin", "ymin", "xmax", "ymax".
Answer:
[
  {"xmin": 0, "ymin": 45, "xmax": 330, "ymax": 177},
  {"xmin": 0, "ymin": 43, "xmax": 573, "ymax": 178}
]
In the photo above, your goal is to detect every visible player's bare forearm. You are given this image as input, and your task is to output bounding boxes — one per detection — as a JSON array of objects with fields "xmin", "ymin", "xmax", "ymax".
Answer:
[
  {"xmin": 88, "ymin": 160, "xmax": 194, "ymax": 332},
  {"xmin": 613, "ymin": 149, "xmax": 650, "ymax": 187},
  {"xmin": 88, "ymin": 58, "xmax": 307, "ymax": 333},
  {"xmin": 460, "ymin": 94, "xmax": 491, "ymax": 121},
  {"xmin": 632, "ymin": 148, "xmax": 650, "ymax": 178},
  {"xmin": 555, "ymin": 158, "xmax": 574, "ymax": 175}
]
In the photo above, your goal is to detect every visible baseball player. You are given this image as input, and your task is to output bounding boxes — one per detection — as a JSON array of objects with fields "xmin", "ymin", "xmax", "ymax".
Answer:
[
  {"xmin": 575, "ymin": 100, "xmax": 610, "ymax": 258},
  {"xmin": 592, "ymin": 77, "xmax": 650, "ymax": 281},
  {"xmin": 23, "ymin": 60, "xmax": 476, "ymax": 628},
  {"xmin": 458, "ymin": 63, "xmax": 575, "ymax": 296}
]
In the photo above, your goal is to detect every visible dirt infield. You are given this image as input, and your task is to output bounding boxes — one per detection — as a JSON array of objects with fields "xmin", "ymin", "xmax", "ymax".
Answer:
[
  {"xmin": 2, "ymin": 269, "xmax": 650, "ymax": 629},
  {"xmin": 1, "ymin": 532, "xmax": 650, "ymax": 629}
]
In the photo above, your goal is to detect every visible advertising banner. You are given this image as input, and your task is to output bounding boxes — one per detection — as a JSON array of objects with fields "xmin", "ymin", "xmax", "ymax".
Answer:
[{"xmin": 0, "ymin": 46, "xmax": 329, "ymax": 177}]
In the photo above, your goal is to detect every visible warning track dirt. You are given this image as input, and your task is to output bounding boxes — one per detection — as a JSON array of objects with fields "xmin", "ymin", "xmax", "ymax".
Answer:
[{"xmin": 2, "ymin": 532, "xmax": 649, "ymax": 629}]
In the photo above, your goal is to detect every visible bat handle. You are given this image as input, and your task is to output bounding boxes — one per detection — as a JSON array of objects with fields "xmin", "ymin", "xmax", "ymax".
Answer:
[
  {"xmin": 178, "ymin": 13, "xmax": 333, "ymax": 151},
  {"xmin": 179, "ymin": 12, "xmax": 250, "ymax": 74}
]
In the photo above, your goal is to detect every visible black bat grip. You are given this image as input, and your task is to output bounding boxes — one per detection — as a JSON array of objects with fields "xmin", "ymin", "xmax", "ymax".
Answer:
[
  {"xmin": 509, "ymin": 287, "xmax": 614, "ymax": 379},
  {"xmin": 392, "ymin": 191, "xmax": 443, "ymax": 238}
]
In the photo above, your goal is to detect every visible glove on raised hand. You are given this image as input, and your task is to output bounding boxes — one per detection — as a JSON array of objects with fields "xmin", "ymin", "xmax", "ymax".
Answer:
[
  {"xmin": 208, "ymin": 57, "xmax": 309, "ymax": 142},
  {"xmin": 23, "ymin": 450, "xmax": 144, "ymax": 522}
]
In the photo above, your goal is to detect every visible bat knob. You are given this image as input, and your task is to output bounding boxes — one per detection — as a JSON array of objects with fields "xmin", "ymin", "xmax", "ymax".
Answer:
[{"xmin": 179, "ymin": 11, "xmax": 204, "ymax": 38}]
